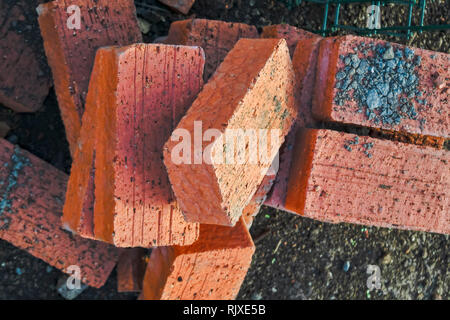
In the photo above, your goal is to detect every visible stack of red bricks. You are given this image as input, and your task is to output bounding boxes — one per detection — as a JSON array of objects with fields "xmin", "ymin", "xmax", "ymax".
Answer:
[{"xmin": 0, "ymin": 0, "xmax": 448, "ymax": 299}]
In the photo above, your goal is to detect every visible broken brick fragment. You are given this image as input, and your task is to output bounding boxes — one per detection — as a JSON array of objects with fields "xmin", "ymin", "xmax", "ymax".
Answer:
[
  {"xmin": 261, "ymin": 24, "xmax": 319, "ymax": 57},
  {"xmin": 164, "ymin": 19, "xmax": 259, "ymax": 80},
  {"xmin": 117, "ymin": 248, "xmax": 148, "ymax": 292},
  {"xmin": 37, "ymin": 0, "xmax": 142, "ymax": 155},
  {"xmin": 285, "ymin": 129, "xmax": 450, "ymax": 234},
  {"xmin": 139, "ymin": 218, "xmax": 255, "ymax": 300},
  {"xmin": 0, "ymin": 139, "xmax": 118, "ymax": 288},
  {"xmin": 158, "ymin": 0, "xmax": 195, "ymax": 15},
  {"xmin": 64, "ymin": 43, "xmax": 204, "ymax": 247},
  {"xmin": 0, "ymin": 0, "xmax": 52, "ymax": 112},
  {"xmin": 265, "ymin": 35, "xmax": 323, "ymax": 210},
  {"xmin": 164, "ymin": 38, "xmax": 297, "ymax": 226},
  {"xmin": 313, "ymin": 35, "xmax": 449, "ymax": 143}
]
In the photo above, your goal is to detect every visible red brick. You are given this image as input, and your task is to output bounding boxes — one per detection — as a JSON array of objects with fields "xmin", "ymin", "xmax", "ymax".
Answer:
[
  {"xmin": 164, "ymin": 38, "xmax": 297, "ymax": 226},
  {"xmin": 158, "ymin": 0, "xmax": 195, "ymax": 15},
  {"xmin": 285, "ymin": 129, "xmax": 450, "ymax": 234},
  {"xmin": 0, "ymin": 0, "xmax": 52, "ymax": 112},
  {"xmin": 37, "ymin": 0, "xmax": 142, "ymax": 156},
  {"xmin": 164, "ymin": 19, "xmax": 259, "ymax": 80},
  {"xmin": 139, "ymin": 218, "xmax": 254, "ymax": 300},
  {"xmin": 117, "ymin": 248, "xmax": 148, "ymax": 292},
  {"xmin": 264, "ymin": 35, "xmax": 323, "ymax": 211},
  {"xmin": 313, "ymin": 35, "xmax": 449, "ymax": 142},
  {"xmin": 0, "ymin": 139, "xmax": 118, "ymax": 288},
  {"xmin": 63, "ymin": 44, "xmax": 204, "ymax": 247},
  {"xmin": 261, "ymin": 24, "xmax": 319, "ymax": 57}
]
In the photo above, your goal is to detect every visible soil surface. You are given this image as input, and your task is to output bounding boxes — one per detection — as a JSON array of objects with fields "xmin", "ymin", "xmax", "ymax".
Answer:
[{"xmin": 0, "ymin": 0, "xmax": 448, "ymax": 299}]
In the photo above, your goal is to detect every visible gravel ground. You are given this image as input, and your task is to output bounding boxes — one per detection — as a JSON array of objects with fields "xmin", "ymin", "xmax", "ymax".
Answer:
[{"xmin": 0, "ymin": 0, "xmax": 448, "ymax": 300}]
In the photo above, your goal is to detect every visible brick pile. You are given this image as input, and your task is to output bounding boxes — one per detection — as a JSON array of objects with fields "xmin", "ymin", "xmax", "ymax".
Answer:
[{"xmin": 0, "ymin": 0, "xmax": 448, "ymax": 300}]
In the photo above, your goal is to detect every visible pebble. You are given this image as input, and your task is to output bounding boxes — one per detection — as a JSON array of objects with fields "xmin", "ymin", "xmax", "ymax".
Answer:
[{"xmin": 343, "ymin": 261, "xmax": 351, "ymax": 272}]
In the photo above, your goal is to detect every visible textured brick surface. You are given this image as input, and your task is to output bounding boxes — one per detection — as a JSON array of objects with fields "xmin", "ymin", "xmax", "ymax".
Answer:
[
  {"xmin": 265, "ymin": 35, "xmax": 323, "ymax": 210},
  {"xmin": 0, "ymin": 0, "xmax": 52, "ymax": 112},
  {"xmin": 37, "ymin": 0, "xmax": 142, "ymax": 155},
  {"xmin": 285, "ymin": 129, "xmax": 450, "ymax": 234},
  {"xmin": 139, "ymin": 218, "xmax": 255, "ymax": 300},
  {"xmin": 164, "ymin": 38, "xmax": 297, "ymax": 226},
  {"xmin": 158, "ymin": 0, "xmax": 195, "ymax": 15},
  {"xmin": 117, "ymin": 248, "xmax": 147, "ymax": 292},
  {"xmin": 0, "ymin": 139, "xmax": 118, "ymax": 288},
  {"xmin": 164, "ymin": 19, "xmax": 259, "ymax": 80},
  {"xmin": 261, "ymin": 24, "xmax": 319, "ymax": 57},
  {"xmin": 313, "ymin": 35, "xmax": 449, "ymax": 141},
  {"xmin": 64, "ymin": 44, "xmax": 204, "ymax": 247}
]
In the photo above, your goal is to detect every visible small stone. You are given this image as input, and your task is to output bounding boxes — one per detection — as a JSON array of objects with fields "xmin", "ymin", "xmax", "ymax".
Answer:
[
  {"xmin": 381, "ymin": 252, "xmax": 392, "ymax": 264},
  {"xmin": 383, "ymin": 46, "xmax": 395, "ymax": 60},
  {"xmin": 343, "ymin": 261, "xmax": 350, "ymax": 272},
  {"xmin": 366, "ymin": 89, "xmax": 380, "ymax": 110}
]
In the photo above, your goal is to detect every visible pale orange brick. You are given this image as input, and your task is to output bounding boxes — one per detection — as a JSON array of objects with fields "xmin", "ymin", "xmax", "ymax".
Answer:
[
  {"xmin": 164, "ymin": 38, "xmax": 297, "ymax": 226},
  {"xmin": 139, "ymin": 218, "xmax": 254, "ymax": 300}
]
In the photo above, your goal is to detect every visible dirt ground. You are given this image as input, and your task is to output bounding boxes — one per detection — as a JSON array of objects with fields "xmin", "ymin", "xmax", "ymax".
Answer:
[{"xmin": 0, "ymin": 0, "xmax": 448, "ymax": 300}]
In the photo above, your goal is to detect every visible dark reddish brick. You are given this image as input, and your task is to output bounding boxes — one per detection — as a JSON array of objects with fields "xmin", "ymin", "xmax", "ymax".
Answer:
[
  {"xmin": 158, "ymin": 0, "xmax": 195, "ymax": 14},
  {"xmin": 117, "ymin": 248, "xmax": 148, "ymax": 292},
  {"xmin": 0, "ymin": 0, "xmax": 52, "ymax": 112},
  {"xmin": 139, "ymin": 218, "xmax": 254, "ymax": 300},
  {"xmin": 0, "ymin": 139, "xmax": 118, "ymax": 288},
  {"xmin": 285, "ymin": 129, "xmax": 450, "ymax": 234},
  {"xmin": 37, "ymin": 0, "xmax": 142, "ymax": 155},
  {"xmin": 164, "ymin": 19, "xmax": 259, "ymax": 80}
]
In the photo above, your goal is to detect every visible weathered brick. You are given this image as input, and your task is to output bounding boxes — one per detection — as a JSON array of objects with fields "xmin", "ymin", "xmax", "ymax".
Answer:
[
  {"xmin": 37, "ymin": 0, "xmax": 142, "ymax": 155},
  {"xmin": 261, "ymin": 24, "xmax": 319, "ymax": 57},
  {"xmin": 264, "ymin": 35, "xmax": 323, "ymax": 211},
  {"xmin": 313, "ymin": 35, "xmax": 449, "ymax": 143},
  {"xmin": 0, "ymin": 0, "xmax": 52, "ymax": 112},
  {"xmin": 0, "ymin": 139, "xmax": 118, "ymax": 288},
  {"xmin": 164, "ymin": 38, "xmax": 297, "ymax": 226},
  {"xmin": 64, "ymin": 44, "xmax": 204, "ymax": 247},
  {"xmin": 285, "ymin": 129, "xmax": 450, "ymax": 234},
  {"xmin": 139, "ymin": 218, "xmax": 254, "ymax": 300},
  {"xmin": 164, "ymin": 19, "xmax": 259, "ymax": 80},
  {"xmin": 117, "ymin": 248, "xmax": 148, "ymax": 292},
  {"xmin": 158, "ymin": 0, "xmax": 195, "ymax": 15}
]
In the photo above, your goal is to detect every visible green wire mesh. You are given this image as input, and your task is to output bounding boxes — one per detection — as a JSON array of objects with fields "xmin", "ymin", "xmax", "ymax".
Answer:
[{"xmin": 281, "ymin": 0, "xmax": 450, "ymax": 39}]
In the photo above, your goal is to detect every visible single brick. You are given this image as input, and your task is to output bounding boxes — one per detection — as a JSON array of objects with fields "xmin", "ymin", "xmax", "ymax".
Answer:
[
  {"xmin": 139, "ymin": 218, "xmax": 255, "ymax": 300},
  {"xmin": 261, "ymin": 24, "xmax": 319, "ymax": 57},
  {"xmin": 0, "ymin": 0, "xmax": 52, "ymax": 112},
  {"xmin": 0, "ymin": 139, "xmax": 118, "ymax": 288},
  {"xmin": 313, "ymin": 35, "xmax": 449, "ymax": 142},
  {"xmin": 64, "ymin": 44, "xmax": 204, "ymax": 247},
  {"xmin": 264, "ymin": 35, "xmax": 323, "ymax": 211},
  {"xmin": 117, "ymin": 248, "xmax": 148, "ymax": 292},
  {"xmin": 164, "ymin": 19, "xmax": 259, "ymax": 80},
  {"xmin": 37, "ymin": 0, "xmax": 142, "ymax": 156},
  {"xmin": 164, "ymin": 38, "xmax": 297, "ymax": 226},
  {"xmin": 285, "ymin": 129, "xmax": 450, "ymax": 234},
  {"xmin": 158, "ymin": 0, "xmax": 195, "ymax": 15}
]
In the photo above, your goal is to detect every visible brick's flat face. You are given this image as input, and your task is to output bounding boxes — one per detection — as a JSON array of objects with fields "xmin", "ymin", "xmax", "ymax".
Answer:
[
  {"xmin": 164, "ymin": 19, "xmax": 259, "ymax": 80},
  {"xmin": 38, "ymin": 0, "xmax": 142, "ymax": 154},
  {"xmin": 164, "ymin": 39, "xmax": 297, "ymax": 226},
  {"xmin": 0, "ymin": 0, "xmax": 52, "ymax": 112},
  {"xmin": 158, "ymin": 0, "xmax": 195, "ymax": 15},
  {"xmin": 94, "ymin": 44, "xmax": 203, "ymax": 247},
  {"xmin": 140, "ymin": 219, "xmax": 255, "ymax": 300},
  {"xmin": 117, "ymin": 248, "xmax": 147, "ymax": 292},
  {"xmin": 0, "ymin": 139, "xmax": 118, "ymax": 288},
  {"xmin": 285, "ymin": 129, "xmax": 450, "ymax": 234},
  {"xmin": 314, "ymin": 35, "xmax": 449, "ymax": 139},
  {"xmin": 261, "ymin": 24, "xmax": 318, "ymax": 57}
]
